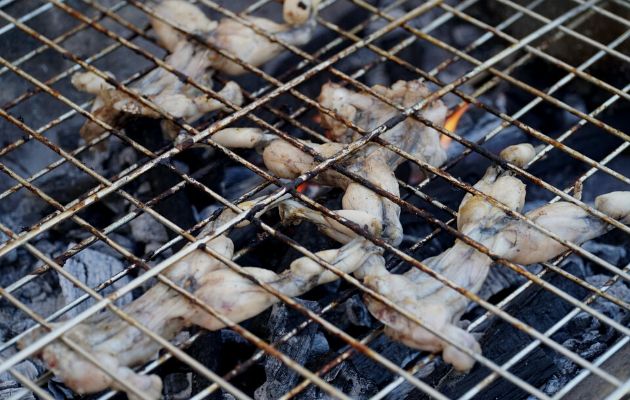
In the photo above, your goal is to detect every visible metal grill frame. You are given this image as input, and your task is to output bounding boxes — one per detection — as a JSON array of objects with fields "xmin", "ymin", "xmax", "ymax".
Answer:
[{"xmin": 0, "ymin": 0, "xmax": 629, "ymax": 399}]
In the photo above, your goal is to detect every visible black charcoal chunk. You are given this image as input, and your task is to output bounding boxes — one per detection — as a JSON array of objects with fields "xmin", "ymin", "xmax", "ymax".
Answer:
[
  {"xmin": 0, "ymin": 359, "xmax": 44, "ymax": 400},
  {"xmin": 47, "ymin": 377, "xmax": 75, "ymax": 400},
  {"xmin": 255, "ymin": 300, "xmax": 328, "ymax": 400},
  {"xmin": 476, "ymin": 264, "xmax": 526, "ymax": 301},
  {"xmin": 344, "ymin": 295, "xmax": 374, "ymax": 328},
  {"xmin": 0, "ymin": 216, "xmax": 18, "ymax": 265},
  {"xmin": 303, "ymin": 361, "xmax": 378, "ymax": 400},
  {"xmin": 539, "ymin": 275, "xmax": 629, "ymax": 397},
  {"xmin": 130, "ymin": 213, "xmax": 169, "ymax": 254},
  {"xmin": 164, "ymin": 372, "xmax": 193, "ymax": 400},
  {"xmin": 582, "ymin": 242, "xmax": 627, "ymax": 267},
  {"xmin": 59, "ymin": 247, "xmax": 132, "ymax": 317}
]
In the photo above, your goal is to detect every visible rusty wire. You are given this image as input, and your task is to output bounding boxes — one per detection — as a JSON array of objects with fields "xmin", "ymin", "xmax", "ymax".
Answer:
[
  {"xmin": 0, "ymin": 0, "xmax": 629, "ymax": 399},
  {"xmin": 0, "ymin": 0, "xmax": 624, "ymax": 378},
  {"xmin": 0, "ymin": 7, "xmax": 624, "ymax": 400},
  {"xmin": 0, "ymin": 0, "xmax": 616, "ymax": 376}
]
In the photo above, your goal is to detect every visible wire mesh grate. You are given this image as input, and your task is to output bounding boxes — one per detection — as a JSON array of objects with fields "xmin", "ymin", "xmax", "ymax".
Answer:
[{"xmin": 0, "ymin": 0, "xmax": 629, "ymax": 399}]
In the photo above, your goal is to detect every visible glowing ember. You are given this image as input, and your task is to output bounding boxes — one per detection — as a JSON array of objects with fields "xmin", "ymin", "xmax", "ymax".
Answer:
[{"xmin": 441, "ymin": 103, "xmax": 469, "ymax": 149}]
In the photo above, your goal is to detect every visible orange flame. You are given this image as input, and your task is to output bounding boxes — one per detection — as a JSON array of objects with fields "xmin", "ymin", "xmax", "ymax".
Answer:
[
  {"xmin": 297, "ymin": 182, "xmax": 309, "ymax": 193},
  {"xmin": 441, "ymin": 103, "xmax": 470, "ymax": 149}
]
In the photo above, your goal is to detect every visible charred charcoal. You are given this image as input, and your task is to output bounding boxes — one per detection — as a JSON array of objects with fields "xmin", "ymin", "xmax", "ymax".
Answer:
[
  {"xmin": 47, "ymin": 377, "xmax": 75, "ymax": 400},
  {"xmin": 0, "ymin": 360, "xmax": 44, "ymax": 400},
  {"xmin": 255, "ymin": 299, "xmax": 328, "ymax": 400},
  {"xmin": 582, "ymin": 242, "xmax": 628, "ymax": 271},
  {"xmin": 344, "ymin": 295, "xmax": 375, "ymax": 328},
  {"xmin": 351, "ymin": 334, "xmax": 419, "ymax": 388},
  {"xmin": 88, "ymin": 232, "xmax": 137, "ymax": 261},
  {"xmin": 0, "ymin": 217, "xmax": 18, "ymax": 265},
  {"xmin": 476, "ymin": 265, "xmax": 526, "ymax": 303},
  {"xmin": 188, "ymin": 332, "xmax": 223, "ymax": 398},
  {"xmin": 163, "ymin": 372, "xmax": 193, "ymax": 400},
  {"xmin": 219, "ymin": 166, "xmax": 265, "ymax": 201},
  {"xmin": 300, "ymin": 361, "xmax": 378, "ymax": 400},
  {"xmin": 130, "ymin": 213, "xmax": 170, "ymax": 255},
  {"xmin": 58, "ymin": 247, "xmax": 133, "ymax": 318}
]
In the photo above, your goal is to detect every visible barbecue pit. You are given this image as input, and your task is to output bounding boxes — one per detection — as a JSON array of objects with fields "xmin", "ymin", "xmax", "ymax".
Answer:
[{"xmin": 0, "ymin": 0, "xmax": 629, "ymax": 399}]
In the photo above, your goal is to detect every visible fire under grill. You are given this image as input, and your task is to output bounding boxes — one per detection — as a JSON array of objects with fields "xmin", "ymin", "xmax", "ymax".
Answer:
[{"xmin": 0, "ymin": 0, "xmax": 629, "ymax": 399}]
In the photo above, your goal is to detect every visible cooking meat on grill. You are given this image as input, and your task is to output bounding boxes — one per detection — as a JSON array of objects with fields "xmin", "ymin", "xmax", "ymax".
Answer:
[
  {"xmin": 73, "ymin": 0, "xmax": 318, "ymax": 145},
  {"xmin": 72, "ymin": 51, "xmax": 242, "ymax": 143},
  {"xmin": 281, "ymin": 143, "xmax": 630, "ymax": 372},
  {"xmin": 150, "ymin": 0, "xmax": 218, "ymax": 53},
  {"xmin": 152, "ymin": 0, "xmax": 319, "ymax": 76},
  {"xmin": 361, "ymin": 144, "xmax": 533, "ymax": 371},
  {"xmin": 20, "ymin": 199, "xmax": 380, "ymax": 400},
  {"xmin": 201, "ymin": 1, "xmax": 318, "ymax": 75},
  {"xmin": 17, "ymin": 123, "xmax": 630, "ymax": 394},
  {"xmin": 283, "ymin": 0, "xmax": 320, "ymax": 25},
  {"xmin": 208, "ymin": 79, "xmax": 448, "ymax": 246}
]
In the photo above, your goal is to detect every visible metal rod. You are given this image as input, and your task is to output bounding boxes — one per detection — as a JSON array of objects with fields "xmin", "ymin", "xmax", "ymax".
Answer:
[{"xmin": 0, "ymin": 3, "xmax": 627, "ymax": 391}]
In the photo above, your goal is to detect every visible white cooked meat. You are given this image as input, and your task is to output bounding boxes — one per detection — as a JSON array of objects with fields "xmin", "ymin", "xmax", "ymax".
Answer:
[
  {"xmin": 22, "ymin": 202, "xmax": 379, "ymax": 399},
  {"xmin": 360, "ymin": 144, "xmax": 630, "ymax": 371},
  {"xmin": 210, "ymin": 79, "xmax": 448, "ymax": 246},
  {"xmin": 268, "ymin": 144, "xmax": 630, "ymax": 371},
  {"xmin": 72, "ymin": 0, "xmax": 318, "ymax": 145}
]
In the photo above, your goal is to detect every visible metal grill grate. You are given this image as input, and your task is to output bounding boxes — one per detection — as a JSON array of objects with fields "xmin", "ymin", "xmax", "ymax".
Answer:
[{"xmin": 0, "ymin": 0, "xmax": 629, "ymax": 399}]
